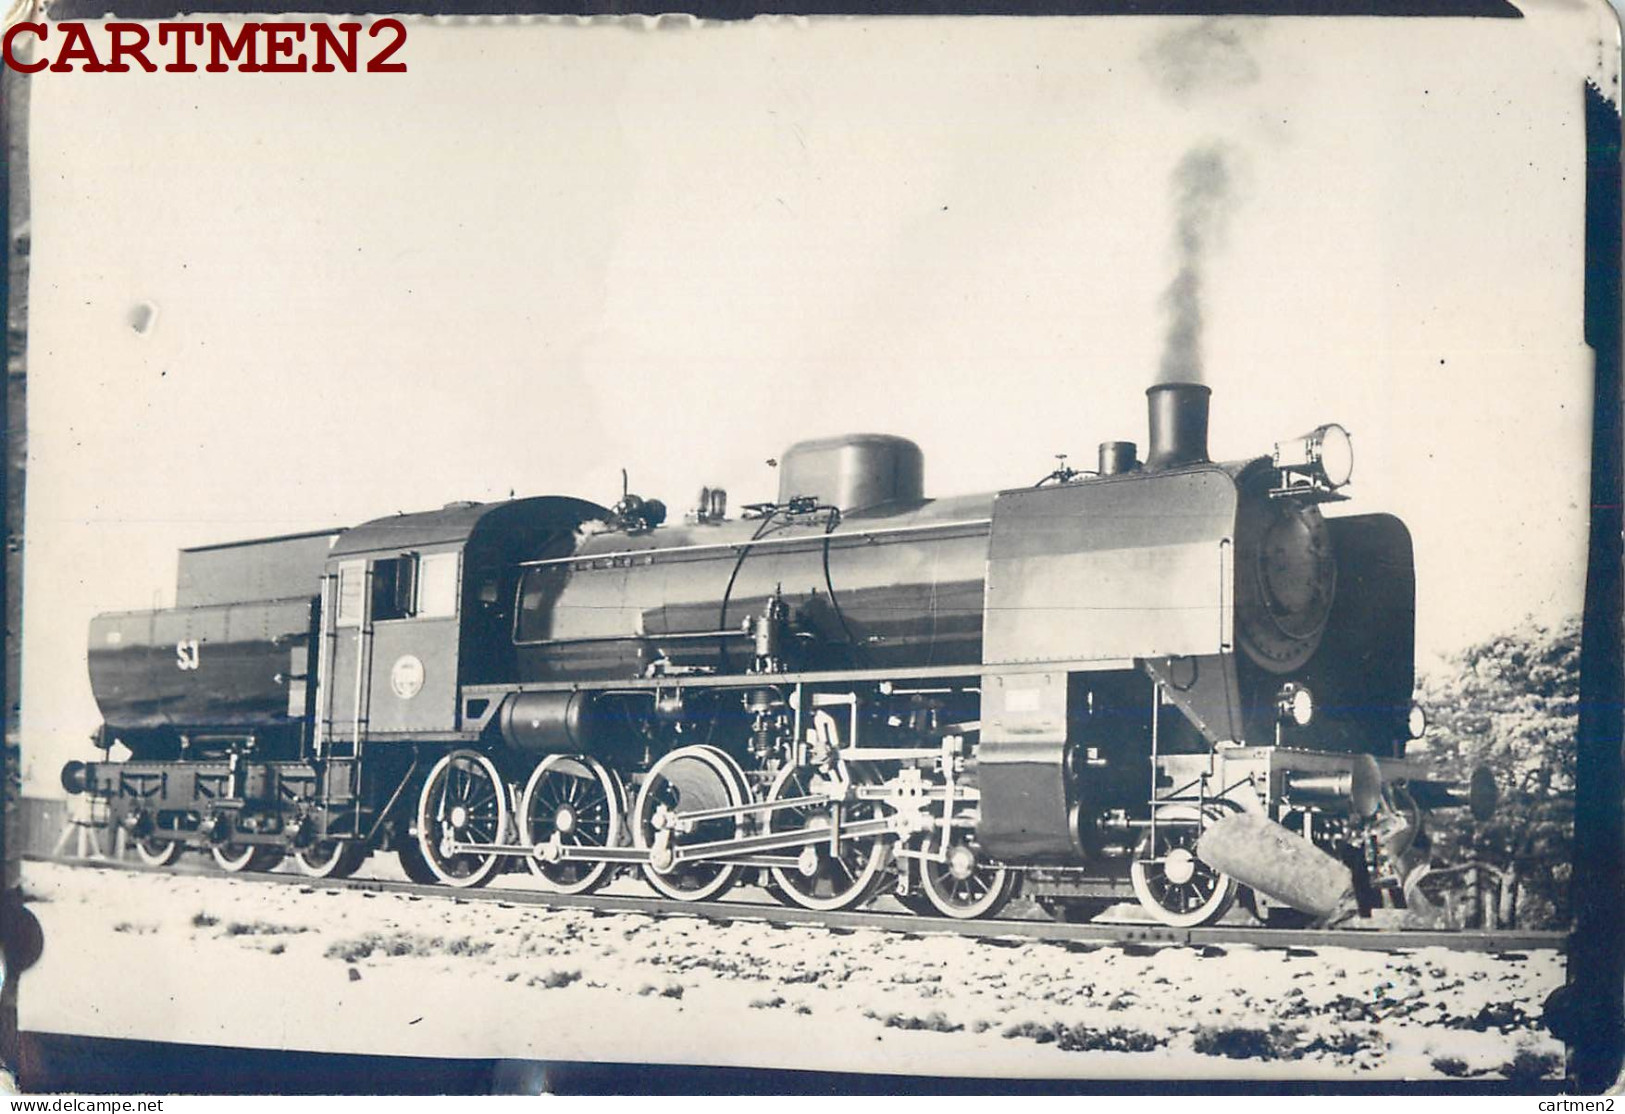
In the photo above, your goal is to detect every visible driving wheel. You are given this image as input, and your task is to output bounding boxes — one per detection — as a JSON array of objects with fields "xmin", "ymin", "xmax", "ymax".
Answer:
[
  {"xmin": 415, "ymin": 749, "xmax": 511, "ymax": 888},
  {"xmin": 519, "ymin": 755, "xmax": 625, "ymax": 895},
  {"xmin": 633, "ymin": 745, "xmax": 748, "ymax": 902},
  {"xmin": 765, "ymin": 762, "xmax": 891, "ymax": 912}
]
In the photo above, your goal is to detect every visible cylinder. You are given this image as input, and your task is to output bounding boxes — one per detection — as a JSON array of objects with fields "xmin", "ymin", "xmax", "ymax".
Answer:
[
  {"xmin": 1145, "ymin": 382, "xmax": 1211, "ymax": 469},
  {"xmin": 1195, "ymin": 810, "xmax": 1355, "ymax": 921},
  {"xmin": 1282, "ymin": 755, "xmax": 1383, "ymax": 818},
  {"xmin": 1097, "ymin": 441, "xmax": 1139, "ymax": 476},
  {"xmin": 498, "ymin": 691, "xmax": 600, "ymax": 755}
]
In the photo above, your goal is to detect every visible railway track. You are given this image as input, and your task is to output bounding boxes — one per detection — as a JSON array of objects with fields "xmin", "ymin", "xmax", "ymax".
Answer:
[{"xmin": 27, "ymin": 853, "xmax": 1567, "ymax": 955}]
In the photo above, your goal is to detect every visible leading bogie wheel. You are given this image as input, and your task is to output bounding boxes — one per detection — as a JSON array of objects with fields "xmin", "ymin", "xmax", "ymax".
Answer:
[
  {"xmin": 211, "ymin": 842, "xmax": 285, "ymax": 873},
  {"xmin": 914, "ymin": 837, "xmax": 1018, "ymax": 919},
  {"xmin": 416, "ymin": 749, "xmax": 511, "ymax": 888},
  {"xmin": 765, "ymin": 762, "xmax": 892, "ymax": 913},
  {"xmin": 633, "ymin": 745, "xmax": 749, "ymax": 903},
  {"xmin": 519, "ymin": 755, "xmax": 625, "ymax": 895},
  {"xmin": 1129, "ymin": 805, "xmax": 1238, "ymax": 928},
  {"xmin": 295, "ymin": 840, "xmax": 369, "ymax": 880}
]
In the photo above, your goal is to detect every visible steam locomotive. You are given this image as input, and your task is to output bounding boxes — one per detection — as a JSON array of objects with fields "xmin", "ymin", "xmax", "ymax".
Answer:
[{"xmin": 61, "ymin": 382, "xmax": 1490, "ymax": 927}]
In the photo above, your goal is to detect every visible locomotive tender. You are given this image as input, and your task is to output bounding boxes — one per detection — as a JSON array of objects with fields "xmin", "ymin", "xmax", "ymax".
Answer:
[{"xmin": 63, "ymin": 382, "xmax": 1482, "ymax": 926}]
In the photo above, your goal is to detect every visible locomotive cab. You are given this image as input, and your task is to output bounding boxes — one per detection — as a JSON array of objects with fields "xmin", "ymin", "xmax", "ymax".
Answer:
[{"xmin": 316, "ymin": 497, "xmax": 604, "ymax": 747}]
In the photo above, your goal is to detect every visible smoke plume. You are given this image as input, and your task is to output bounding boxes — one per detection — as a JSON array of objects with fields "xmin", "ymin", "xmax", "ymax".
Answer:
[
  {"xmin": 1157, "ymin": 145, "xmax": 1234, "ymax": 385},
  {"xmin": 1142, "ymin": 19, "xmax": 1262, "ymax": 104}
]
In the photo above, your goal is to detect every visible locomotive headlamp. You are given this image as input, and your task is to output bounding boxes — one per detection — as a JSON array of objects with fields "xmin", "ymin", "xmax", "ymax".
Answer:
[
  {"xmin": 1273, "ymin": 423, "xmax": 1354, "ymax": 490},
  {"xmin": 1277, "ymin": 683, "xmax": 1315, "ymax": 727},
  {"xmin": 1408, "ymin": 703, "xmax": 1429, "ymax": 739}
]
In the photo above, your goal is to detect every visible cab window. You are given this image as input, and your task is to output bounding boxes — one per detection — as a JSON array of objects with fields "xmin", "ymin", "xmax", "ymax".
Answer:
[
  {"xmin": 416, "ymin": 553, "xmax": 460, "ymax": 618},
  {"xmin": 372, "ymin": 556, "xmax": 417, "ymax": 622}
]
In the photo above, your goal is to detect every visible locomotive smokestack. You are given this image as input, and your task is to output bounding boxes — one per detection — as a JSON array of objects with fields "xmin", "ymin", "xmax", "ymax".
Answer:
[{"xmin": 1145, "ymin": 382, "xmax": 1210, "ymax": 469}]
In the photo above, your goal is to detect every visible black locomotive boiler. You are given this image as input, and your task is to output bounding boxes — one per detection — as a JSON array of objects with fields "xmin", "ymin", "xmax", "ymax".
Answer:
[{"xmin": 62, "ymin": 382, "xmax": 1489, "ymax": 926}]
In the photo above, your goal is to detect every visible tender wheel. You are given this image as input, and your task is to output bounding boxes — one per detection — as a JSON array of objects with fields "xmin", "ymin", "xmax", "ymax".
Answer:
[
  {"xmin": 1129, "ymin": 805, "xmax": 1238, "ymax": 928},
  {"xmin": 633, "ymin": 745, "xmax": 748, "ymax": 903},
  {"xmin": 519, "ymin": 755, "xmax": 625, "ymax": 895},
  {"xmin": 134, "ymin": 834, "xmax": 185, "ymax": 868},
  {"xmin": 765, "ymin": 762, "xmax": 891, "ymax": 912},
  {"xmin": 915, "ymin": 837, "xmax": 1018, "ymax": 919},
  {"xmin": 416, "ymin": 750, "xmax": 511, "ymax": 889},
  {"xmin": 211, "ymin": 843, "xmax": 285, "ymax": 873},
  {"xmin": 295, "ymin": 841, "xmax": 368, "ymax": 880}
]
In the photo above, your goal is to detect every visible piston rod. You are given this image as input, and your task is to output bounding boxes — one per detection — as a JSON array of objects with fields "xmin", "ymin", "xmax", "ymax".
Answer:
[
  {"xmin": 657, "ymin": 792, "xmax": 833, "ymax": 832},
  {"xmin": 442, "ymin": 815, "xmax": 897, "ymax": 867}
]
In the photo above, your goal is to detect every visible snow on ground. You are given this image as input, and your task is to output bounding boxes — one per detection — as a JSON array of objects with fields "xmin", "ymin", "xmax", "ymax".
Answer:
[{"xmin": 19, "ymin": 860, "xmax": 1566, "ymax": 1083}]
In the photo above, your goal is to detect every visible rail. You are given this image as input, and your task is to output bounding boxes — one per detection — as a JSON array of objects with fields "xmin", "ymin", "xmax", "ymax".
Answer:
[{"xmin": 25, "ymin": 854, "xmax": 1568, "ymax": 956}]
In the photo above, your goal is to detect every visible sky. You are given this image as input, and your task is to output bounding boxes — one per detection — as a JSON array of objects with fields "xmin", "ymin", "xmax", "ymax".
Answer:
[{"xmin": 18, "ymin": 4, "xmax": 1619, "ymax": 791}]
